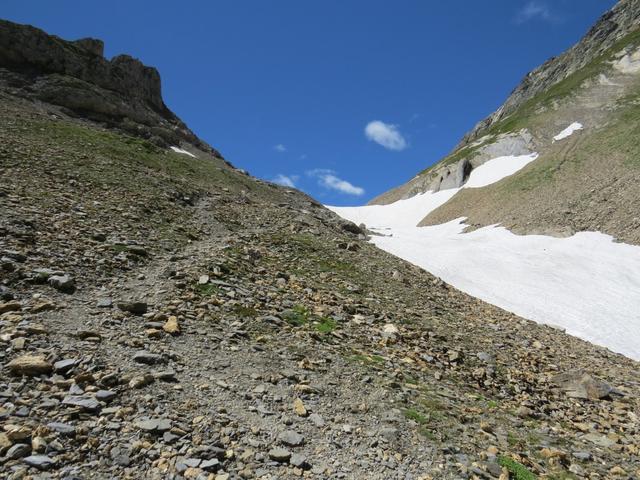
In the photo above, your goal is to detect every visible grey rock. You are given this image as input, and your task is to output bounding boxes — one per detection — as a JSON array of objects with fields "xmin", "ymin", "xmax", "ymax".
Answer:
[
  {"xmin": 48, "ymin": 274, "xmax": 76, "ymax": 293},
  {"xmin": 135, "ymin": 417, "xmax": 172, "ymax": 432},
  {"xmin": 24, "ymin": 454, "xmax": 55, "ymax": 470},
  {"xmin": 7, "ymin": 443, "xmax": 31, "ymax": 459},
  {"xmin": 290, "ymin": 453, "xmax": 309, "ymax": 468},
  {"xmin": 268, "ymin": 447, "xmax": 292, "ymax": 462},
  {"xmin": 278, "ymin": 430, "xmax": 304, "ymax": 447},
  {"xmin": 96, "ymin": 298, "xmax": 113, "ymax": 308},
  {"xmin": 552, "ymin": 370, "xmax": 613, "ymax": 400},
  {"xmin": 47, "ymin": 422, "xmax": 76, "ymax": 436},
  {"xmin": 117, "ymin": 301, "xmax": 148, "ymax": 315},
  {"xmin": 308, "ymin": 413, "xmax": 325, "ymax": 427},
  {"xmin": 62, "ymin": 395, "xmax": 101, "ymax": 412},
  {"xmin": 133, "ymin": 351, "xmax": 165, "ymax": 365},
  {"xmin": 95, "ymin": 390, "xmax": 117, "ymax": 402},
  {"xmin": 200, "ymin": 458, "xmax": 221, "ymax": 471},
  {"xmin": 54, "ymin": 358, "xmax": 79, "ymax": 373}
]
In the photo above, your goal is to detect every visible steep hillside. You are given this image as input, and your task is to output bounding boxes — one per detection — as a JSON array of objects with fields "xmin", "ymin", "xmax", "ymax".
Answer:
[
  {"xmin": 370, "ymin": 0, "xmax": 640, "ymax": 245},
  {"xmin": 1, "ymin": 19, "xmax": 640, "ymax": 480}
]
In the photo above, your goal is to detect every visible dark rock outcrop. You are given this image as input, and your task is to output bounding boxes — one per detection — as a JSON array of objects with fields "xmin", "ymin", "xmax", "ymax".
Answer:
[{"xmin": 0, "ymin": 19, "xmax": 219, "ymax": 155}]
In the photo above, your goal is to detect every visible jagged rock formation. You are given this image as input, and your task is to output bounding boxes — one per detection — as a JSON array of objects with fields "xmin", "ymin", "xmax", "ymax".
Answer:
[{"xmin": 0, "ymin": 19, "xmax": 218, "ymax": 155}]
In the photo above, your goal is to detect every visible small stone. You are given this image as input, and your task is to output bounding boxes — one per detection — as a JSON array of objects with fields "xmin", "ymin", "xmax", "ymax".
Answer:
[
  {"xmin": 7, "ymin": 443, "xmax": 31, "ymax": 459},
  {"xmin": 308, "ymin": 413, "xmax": 325, "ymax": 427},
  {"xmin": 129, "ymin": 374, "xmax": 155, "ymax": 389},
  {"xmin": 54, "ymin": 358, "xmax": 79, "ymax": 373},
  {"xmin": 552, "ymin": 370, "xmax": 612, "ymax": 400},
  {"xmin": 133, "ymin": 351, "xmax": 165, "ymax": 365},
  {"xmin": 0, "ymin": 301, "xmax": 21, "ymax": 314},
  {"xmin": 24, "ymin": 454, "xmax": 55, "ymax": 470},
  {"xmin": 48, "ymin": 274, "xmax": 76, "ymax": 293},
  {"xmin": 62, "ymin": 395, "xmax": 101, "ymax": 412},
  {"xmin": 47, "ymin": 422, "xmax": 76, "ymax": 436},
  {"xmin": 8, "ymin": 355, "xmax": 53, "ymax": 376},
  {"xmin": 290, "ymin": 453, "xmax": 309, "ymax": 468},
  {"xmin": 515, "ymin": 406, "xmax": 534, "ymax": 418},
  {"xmin": 117, "ymin": 301, "xmax": 148, "ymax": 315},
  {"xmin": 268, "ymin": 447, "xmax": 291, "ymax": 462},
  {"xmin": 293, "ymin": 398, "xmax": 308, "ymax": 417},
  {"xmin": 163, "ymin": 316, "xmax": 180, "ymax": 335},
  {"xmin": 95, "ymin": 390, "xmax": 117, "ymax": 402},
  {"xmin": 198, "ymin": 275, "xmax": 210, "ymax": 285},
  {"xmin": 278, "ymin": 430, "xmax": 304, "ymax": 447},
  {"xmin": 96, "ymin": 298, "xmax": 113, "ymax": 308},
  {"xmin": 201, "ymin": 458, "xmax": 220, "ymax": 471},
  {"xmin": 135, "ymin": 418, "xmax": 172, "ymax": 432}
]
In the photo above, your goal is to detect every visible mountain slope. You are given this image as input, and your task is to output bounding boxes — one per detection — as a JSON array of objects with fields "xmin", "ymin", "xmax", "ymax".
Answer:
[
  {"xmin": 370, "ymin": 0, "xmax": 640, "ymax": 245},
  {"xmin": 1, "ymin": 19, "xmax": 640, "ymax": 480}
]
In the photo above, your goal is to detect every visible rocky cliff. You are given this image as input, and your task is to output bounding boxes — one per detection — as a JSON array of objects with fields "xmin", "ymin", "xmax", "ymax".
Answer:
[
  {"xmin": 370, "ymin": 0, "xmax": 640, "ymax": 207},
  {"xmin": 0, "ymin": 19, "xmax": 217, "ymax": 154}
]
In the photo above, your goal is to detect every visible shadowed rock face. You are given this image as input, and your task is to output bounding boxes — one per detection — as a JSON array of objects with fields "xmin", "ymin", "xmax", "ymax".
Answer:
[{"xmin": 0, "ymin": 19, "xmax": 218, "ymax": 155}]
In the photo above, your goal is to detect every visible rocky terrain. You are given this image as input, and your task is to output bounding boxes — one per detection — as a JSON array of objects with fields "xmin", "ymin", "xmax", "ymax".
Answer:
[
  {"xmin": 1, "ymin": 18, "xmax": 640, "ymax": 480},
  {"xmin": 370, "ymin": 0, "xmax": 640, "ymax": 246}
]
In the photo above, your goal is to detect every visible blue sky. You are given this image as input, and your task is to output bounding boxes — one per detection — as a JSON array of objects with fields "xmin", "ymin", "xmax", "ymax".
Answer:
[{"xmin": 2, "ymin": 0, "xmax": 616, "ymax": 205}]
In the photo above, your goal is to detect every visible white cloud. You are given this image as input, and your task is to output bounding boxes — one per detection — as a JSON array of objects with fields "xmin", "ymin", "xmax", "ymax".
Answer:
[
  {"xmin": 272, "ymin": 174, "xmax": 298, "ymax": 187},
  {"xmin": 364, "ymin": 120, "xmax": 408, "ymax": 151},
  {"xmin": 307, "ymin": 169, "xmax": 365, "ymax": 196},
  {"xmin": 515, "ymin": 2, "xmax": 555, "ymax": 24},
  {"xmin": 274, "ymin": 144, "xmax": 287, "ymax": 152}
]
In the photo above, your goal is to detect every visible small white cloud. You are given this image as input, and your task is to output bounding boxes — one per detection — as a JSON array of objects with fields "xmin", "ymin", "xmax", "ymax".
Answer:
[
  {"xmin": 515, "ymin": 1, "xmax": 555, "ymax": 24},
  {"xmin": 364, "ymin": 120, "xmax": 407, "ymax": 151},
  {"xmin": 307, "ymin": 169, "xmax": 364, "ymax": 196},
  {"xmin": 272, "ymin": 174, "xmax": 298, "ymax": 187},
  {"xmin": 274, "ymin": 144, "xmax": 287, "ymax": 152}
]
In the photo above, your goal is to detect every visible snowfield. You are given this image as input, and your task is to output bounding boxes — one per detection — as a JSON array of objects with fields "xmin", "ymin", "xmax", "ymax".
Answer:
[{"xmin": 329, "ymin": 152, "xmax": 640, "ymax": 360}]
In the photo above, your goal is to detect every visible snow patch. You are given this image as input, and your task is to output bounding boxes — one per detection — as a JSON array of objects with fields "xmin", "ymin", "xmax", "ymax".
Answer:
[
  {"xmin": 170, "ymin": 146, "xmax": 196, "ymax": 158},
  {"xmin": 553, "ymin": 122, "xmax": 583, "ymax": 142},
  {"xmin": 329, "ymin": 151, "xmax": 640, "ymax": 359},
  {"xmin": 368, "ymin": 220, "xmax": 640, "ymax": 360},
  {"xmin": 463, "ymin": 153, "xmax": 538, "ymax": 189}
]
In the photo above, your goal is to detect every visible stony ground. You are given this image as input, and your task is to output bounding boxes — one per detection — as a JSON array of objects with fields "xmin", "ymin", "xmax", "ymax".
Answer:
[{"xmin": 1, "ymin": 94, "xmax": 640, "ymax": 480}]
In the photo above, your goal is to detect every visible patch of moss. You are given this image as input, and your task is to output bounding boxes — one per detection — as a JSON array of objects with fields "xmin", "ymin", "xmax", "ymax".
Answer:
[
  {"xmin": 195, "ymin": 283, "xmax": 219, "ymax": 296},
  {"xmin": 498, "ymin": 456, "xmax": 536, "ymax": 480},
  {"xmin": 233, "ymin": 305, "xmax": 258, "ymax": 318},
  {"xmin": 283, "ymin": 305, "xmax": 310, "ymax": 326},
  {"xmin": 404, "ymin": 408, "xmax": 429, "ymax": 425},
  {"xmin": 314, "ymin": 316, "xmax": 337, "ymax": 333}
]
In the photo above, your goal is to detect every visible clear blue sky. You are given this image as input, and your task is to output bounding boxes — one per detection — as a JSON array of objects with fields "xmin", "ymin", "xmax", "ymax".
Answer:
[{"xmin": 2, "ymin": 0, "xmax": 616, "ymax": 205}]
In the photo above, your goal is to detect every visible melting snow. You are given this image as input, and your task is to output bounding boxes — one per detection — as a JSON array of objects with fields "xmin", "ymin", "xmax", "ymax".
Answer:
[
  {"xmin": 329, "ymin": 152, "xmax": 640, "ymax": 360},
  {"xmin": 553, "ymin": 122, "xmax": 583, "ymax": 142},
  {"xmin": 170, "ymin": 146, "xmax": 196, "ymax": 158}
]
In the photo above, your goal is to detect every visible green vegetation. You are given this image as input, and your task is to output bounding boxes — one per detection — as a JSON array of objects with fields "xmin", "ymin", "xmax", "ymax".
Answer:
[
  {"xmin": 283, "ymin": 305, "xmax": 310, "ymax": 326},
  {"xmin": 498, "ymin": 456, "xmax": 536, "ymax": 480},
  {"xmin": 282, "ymin": 306, "xmax": 339, "ymax": 334},
  {"xmin": 504, "ymin": 98, "xmax": 640, "ymax": 193},
  {"xmin": 195, "ymin": 283, "xmax": 219, "ymax": 296},
  {"xmin": 21, "ymin": 118, "xmax": 254, "ymax": 195},
  {"xmin": 314, "ymin": 316, "xmax": 337, "ymax": 333},
  {"xmin": 350, "ymin": 353, "xmax": 385, "ymax": 366},
  {"xmin": 403, "ymin": 408, "xmax": 429, "ymax": 425}
]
